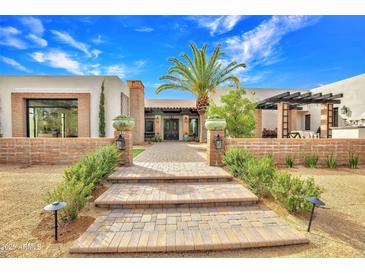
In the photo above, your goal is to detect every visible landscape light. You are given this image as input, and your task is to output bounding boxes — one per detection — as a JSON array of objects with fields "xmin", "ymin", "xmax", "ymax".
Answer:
[
  {"xmin": 305, "ymin": 197, "xmax": 325, "ymax": 232},
  {"xmin": 115, "ymin": 134, "xmax": 125, "ymax": 150},
  {"xmin": 215, "ymin": 134, "xmax": 223, "ymax": 150},
  {"xmin": 44, "ymin": 201, "xmax": 67, "ymax": 241}
]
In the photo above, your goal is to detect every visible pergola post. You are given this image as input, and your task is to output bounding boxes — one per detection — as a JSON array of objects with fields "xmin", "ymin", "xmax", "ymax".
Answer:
[
  {"xmin": 277, "ymin": 102, "xmax": 289, "ymax": 138},
  {"xmin": 320, "ymin": 103, "xmax": 333, "ymax": 138},
  {"xmin": 255, "ymin": 109, "xmax": 262, "ymax": 138},
  {"xmin": 289, "ymin": 109, "xmax": 298, "ymax": 132}
]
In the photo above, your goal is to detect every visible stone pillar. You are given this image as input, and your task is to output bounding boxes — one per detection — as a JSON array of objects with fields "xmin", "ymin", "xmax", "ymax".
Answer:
[
  {"xmin": 128, "ymin": 80, "xmax": 145, "ymax": 145},
  {"xmin": 207, "ymin": 130, "xmax": 225, "ymax": 166},
  {"xmin": 182, "ymin": 115, "xmax": 189, "ymax": 138},
  {"xmin": 277, "ymin": 102, "xmax": 289, "ymax": 138},
  {"xmin": 289, "ymin": 109, "xmax": 298, "ymax": 132},
  {"xmin": 320, "ymin": 103, "xmax": 333, "ymax": 138},
  {"xmin": 255, "ymin": 109, "xmax": 262, "ymax": 138},
  {"xmin": 154, "ymin": 115, "xmax": 162, "ymax": 138},
  {"xmin": 114, "ymin": 130, "xmax": 133, "ymax": 166}
]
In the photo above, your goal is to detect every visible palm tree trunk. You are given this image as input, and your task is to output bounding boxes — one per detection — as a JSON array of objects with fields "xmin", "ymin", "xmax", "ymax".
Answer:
[{"xmin": 199, "ymin": 112, "xmax": 207, "ymax": 143}]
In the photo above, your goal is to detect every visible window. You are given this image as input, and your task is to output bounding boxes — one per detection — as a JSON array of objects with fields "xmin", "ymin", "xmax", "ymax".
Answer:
[
  {"xmin": 333, "ymin": 107, "xmax": 338, "ymax": 127},
  {"xmin": 27, "ymin": 99, "xmax": 78, "ymax": 138},
  {"xmin": 145, "ymin": 119, "xmax": 154, "ymax": 133},
  {"xmin": 305, "ymin": 114, "xmax": 311, "ymax": 130},
  {"xmin": 189, "ymin": 118, "xmax": 199, "ymax": 137}
]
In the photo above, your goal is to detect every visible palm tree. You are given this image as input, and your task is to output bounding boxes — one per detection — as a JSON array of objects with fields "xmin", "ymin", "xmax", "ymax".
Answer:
[{"xmin": 156, "ymin": 41, "xmax": 246, "ymax": 142}]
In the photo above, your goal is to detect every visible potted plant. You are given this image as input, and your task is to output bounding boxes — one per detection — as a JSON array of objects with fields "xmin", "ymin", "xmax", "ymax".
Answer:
[
  {"xmin": 112, "ymin": 114, "xmax": 135, "ymax": 131},
  {"xmin": 205, "ymin": 114, "xmax": 227, "ymax": 131}
]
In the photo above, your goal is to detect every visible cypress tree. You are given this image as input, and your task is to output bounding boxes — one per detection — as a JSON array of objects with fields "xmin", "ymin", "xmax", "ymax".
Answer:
[{"xmin": 99, "ymin": 80, "xmax": 106, "ymax": 137}]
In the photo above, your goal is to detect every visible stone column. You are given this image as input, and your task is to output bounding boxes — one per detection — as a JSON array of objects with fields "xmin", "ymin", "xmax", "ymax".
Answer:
[
  {"xmin": 128, "ymin": 80, "xmax": 145, "ymax": 145},
  {"xmin": 207, "ymin": 130, "xmax": 225, "ymax": 166},
  {"xmin": 255, "ymin": 109, "xmax": 262, "ymax": 138},
  {"xmin": 114, "ymin": 130, "xmax": 133, "ymax": 166},
  {"xmin": 277, "ymin": 102, "xmax": 289, "ymax": 138},
  {"xmin": 182, "ymin": 115, "xmax": 189, "ymax": 139},
  {"xmin": 320, "ymin": 103, "xmax": 333, "ymax": 138}
]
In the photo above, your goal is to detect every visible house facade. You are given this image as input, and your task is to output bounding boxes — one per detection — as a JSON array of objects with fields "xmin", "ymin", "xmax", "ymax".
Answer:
[{"xmin": 0, "ymin": 73, "xmax": 364, "ymax": 143}]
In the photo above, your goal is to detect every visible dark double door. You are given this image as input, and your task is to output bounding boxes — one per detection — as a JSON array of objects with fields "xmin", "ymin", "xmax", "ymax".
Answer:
[{"xmin": 164, "ymin": 119, "xmax": 179, "ymax": 140}]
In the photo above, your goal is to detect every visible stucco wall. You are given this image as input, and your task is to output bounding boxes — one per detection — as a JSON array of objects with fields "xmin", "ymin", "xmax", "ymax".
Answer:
[
  {"xmin": 0, "ymin": 76, "xmax": 129, "ymax": 138},
  {"xmin": 308, "ymin": 73, "xmax": 365, "ymax": 130}
]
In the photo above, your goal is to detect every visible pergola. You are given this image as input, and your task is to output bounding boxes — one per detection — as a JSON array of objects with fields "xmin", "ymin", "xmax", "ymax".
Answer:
[{"xmin": 255, "ymin": 91, "xmax": 343, "ymax": 138}]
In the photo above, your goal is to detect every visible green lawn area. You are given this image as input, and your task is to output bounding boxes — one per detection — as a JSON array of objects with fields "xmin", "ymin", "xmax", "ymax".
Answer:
[{"xmin": 133, "ymin": 148, "xmax": 144, "ymax": 158}]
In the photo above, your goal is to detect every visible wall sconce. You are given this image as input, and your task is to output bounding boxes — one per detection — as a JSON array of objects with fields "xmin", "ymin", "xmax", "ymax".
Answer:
[
  {"xmin": 184, "ymin": 116, "xmax": 188, "ymax": 123},
  {"xmin": 115, "ymin": 134, "xmax": 125, "ymax": 150},
  {"xmin": 215, "ymin": 134, "xmax": 223, "ymax": 150},
  {"xmin": 155, "ymin": 116, "xmax": 159, "ymax": 124}
]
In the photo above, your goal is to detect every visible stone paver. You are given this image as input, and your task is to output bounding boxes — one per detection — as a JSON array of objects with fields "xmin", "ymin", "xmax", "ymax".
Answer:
[
  {"xmin": 108, "ymin": 142, "xmax": 232, "ymax": 182},
  {"xmin": 71, "ymin": 142, "xmax": 309, "ymax": 254},
  {"xmin": 70, "ymin": 205, "xmax": 308, "ymax": 253},
  {"xmin": 95, "ymin": 181, "xmax": 258, "ymax": 207}
]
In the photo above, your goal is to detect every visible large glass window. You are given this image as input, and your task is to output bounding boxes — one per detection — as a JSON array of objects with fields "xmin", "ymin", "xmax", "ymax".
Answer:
[
  {"xmin": 27, "ymin": 99, "xmax": 78, "ymax": 138},
  {"xmin": 189, "ymin": 118, "xmax": 199, "ymax": 137}
]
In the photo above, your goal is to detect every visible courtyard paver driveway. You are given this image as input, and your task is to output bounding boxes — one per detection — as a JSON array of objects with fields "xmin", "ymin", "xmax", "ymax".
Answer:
[
  {"xmin": 71, "ymin": 142, "xmax": 308, "ymax": 254},
  {"xmin": 108, "ymin": 142, "xmax": 232, "ymax": 181}
]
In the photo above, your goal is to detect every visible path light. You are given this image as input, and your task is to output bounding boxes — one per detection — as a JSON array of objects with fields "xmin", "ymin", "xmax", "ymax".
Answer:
[
  {"xmin": 44, "ymin": 201, "xmax": 67, "ymax": 241},
  {"xmin": 305, "ymin": 197, "xmax": 325, "ymax": 232},
  {"xmin": 116, "ymin": 134, "xmax": 125, "ymax": 150},
  {"xmin": 215, "ymin": 134, "xmax": 223, "ymax": 150}
]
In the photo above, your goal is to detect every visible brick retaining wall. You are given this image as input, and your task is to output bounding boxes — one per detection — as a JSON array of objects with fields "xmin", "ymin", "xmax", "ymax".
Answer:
[
  {"xmin": 0, "ymin": 138, "xmax": 114, "ymax": 165},
  {"xmin": 225, "ymin": 138, "xmax": 365, "ymax": 166}
]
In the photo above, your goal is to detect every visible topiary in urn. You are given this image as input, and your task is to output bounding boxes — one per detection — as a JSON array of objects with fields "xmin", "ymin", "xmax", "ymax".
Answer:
[
  {"xmin": 112, "ymin": 115, "xmax": 135, "ymax": 131},
  {"xmin": 205, "ymin": 114, "xmax": 227, "ymax": 131}
]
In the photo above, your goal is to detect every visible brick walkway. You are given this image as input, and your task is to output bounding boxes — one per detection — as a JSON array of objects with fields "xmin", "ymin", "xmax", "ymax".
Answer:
[{"xmin": 70, "ymin": 142, "xmax": 308, "ymax": 254}]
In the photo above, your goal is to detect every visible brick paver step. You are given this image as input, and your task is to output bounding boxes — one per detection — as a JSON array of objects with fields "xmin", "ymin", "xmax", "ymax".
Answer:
[
  {"xmin": 95, "ymin": 182, "xmax": 258, "ymax": 208},
  {"xmin": 70, "ymin": 205, "xmax": 308, "ymax": 253}
]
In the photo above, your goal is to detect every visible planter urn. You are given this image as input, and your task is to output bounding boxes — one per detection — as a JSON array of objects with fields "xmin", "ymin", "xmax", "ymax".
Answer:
[
  {"xmin": 112, "ymin": 116, "xmax": 135, "ymax": 131},
  {"xmin": 205, "ymin": 118, "xmax": 227, "ymax": 131}
]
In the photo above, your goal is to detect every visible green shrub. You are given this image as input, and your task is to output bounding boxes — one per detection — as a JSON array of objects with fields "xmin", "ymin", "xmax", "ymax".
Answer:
[
  {"xmin": 348, "ymin": 153, "xmax": 359, "ymax": 169},
  {"xmin": 244, "ymin": 155, "xmax": 276, "ymax": 198},
  {"xmin": 153, "ymin": 133, "xmax": 162, "ymax": 142},
  {"xmin": 222, "ymin": 148, "xmax": 254, "ymax": 177},
  {"xmin": 285, "ymin": 155, "xmax": 294, "ymax": 168},
  {"xmin": 45, "ymin": 145, "xmax": 120, "ymax": 221},
  {"xmin": 271, "ymin": 171, "xmax": 322, "ymax": 212},
  {"xmin": 325, "ymin": 154, "xmax": 337, "ymax": 169},
  {"xmin": 304, "ymin": 153, "xmax": 319, "ymax": 168}
]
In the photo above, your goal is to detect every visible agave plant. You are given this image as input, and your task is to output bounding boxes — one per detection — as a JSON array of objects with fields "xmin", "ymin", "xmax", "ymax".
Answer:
[{"xmin": 156, "ymin": 41, "xmax": 246, "ymax": 142}]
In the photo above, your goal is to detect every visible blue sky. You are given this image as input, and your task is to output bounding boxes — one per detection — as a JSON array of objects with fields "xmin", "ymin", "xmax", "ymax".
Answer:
[{"xmin": 0, "ymin": 15, "xmax": 364, "ymax": 99}]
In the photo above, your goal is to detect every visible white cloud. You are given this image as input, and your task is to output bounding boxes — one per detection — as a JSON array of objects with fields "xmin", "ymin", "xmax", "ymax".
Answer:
[
  {"xmin": 51, "ymin": 30, "xmax": 91, "ymax": 56},
  {"xmin": 91, "ymin": 49, "xmax": 102, "ymax": 58},
  {"xmin": 92, "ymin": 34, "xmax": 104, "ymax": 44},
  {"xmin": 225, "ymin": 16, "xmax": 320, "ymax": 68},
  {"xmin": 0, "ymin": 55, "xmax": 30, "ymax": 72},
  {"xmin": 106, "ymin": 64, "xmax": 127, "ymax": 78},
  {"xmin": 0, "ymin": 26, "xmax": 27, "ymax": 49},
  {"xmin": 21, "ymin": 16, "xmax": 44, "ymax": 35},
  {"xmin": 135, "ymin": 27, "xmax": 154, "ymax": 32},
  {"xmin": 0, "ymin": 26, "xmax": 20, "ymax": 35},
  {"xmin": 26, "ymin": 33, "xmax": 47, "ymax": 47},
  {"xmin": 196, "ymin": 16, "xmax": 243, "ymax": 35},
  {"xmin": 30, "ymin": 49, "xmax": 82, "ymax": 75}
]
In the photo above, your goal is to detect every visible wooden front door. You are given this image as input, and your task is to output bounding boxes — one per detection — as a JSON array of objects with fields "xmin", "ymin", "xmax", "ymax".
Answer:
[{"xmin": 164, "ymin": 119, "xmax": 179, "ymax": 140}]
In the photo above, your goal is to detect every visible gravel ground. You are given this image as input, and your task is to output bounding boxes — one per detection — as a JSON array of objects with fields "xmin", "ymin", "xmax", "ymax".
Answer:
[{"xmin": 0, "ymin": 164, "xmax": 364, "ymax": 258}]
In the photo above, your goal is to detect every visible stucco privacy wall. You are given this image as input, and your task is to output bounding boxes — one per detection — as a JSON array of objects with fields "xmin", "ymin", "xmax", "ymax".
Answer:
[
  {"xmin": 225, "ymin": 138, "xmax": 365, "ymax": 166},
  {"xmin": 0, "ymin": 138, "xmax": 114, "ymax": 164},
  {"xmin": 0, "ymin": 76, "xmax": 129, "ymax": 138}
]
